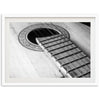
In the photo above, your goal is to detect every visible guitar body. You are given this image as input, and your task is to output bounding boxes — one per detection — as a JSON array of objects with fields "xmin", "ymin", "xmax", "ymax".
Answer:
[{"xmin": 6, "ymin": 22, "xmax": 90, "ymax": 78}]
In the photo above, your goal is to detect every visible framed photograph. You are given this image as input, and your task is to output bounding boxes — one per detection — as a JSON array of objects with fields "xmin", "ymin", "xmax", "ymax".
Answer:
[{"xmin": 1, "ymin": 14, "xmax": 97, "ymax": 86}]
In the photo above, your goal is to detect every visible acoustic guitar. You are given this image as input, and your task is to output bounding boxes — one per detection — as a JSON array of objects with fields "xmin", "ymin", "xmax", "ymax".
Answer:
[{"xmin": 7, "ymin": 22, "xmax": 90, "ymax": 78}]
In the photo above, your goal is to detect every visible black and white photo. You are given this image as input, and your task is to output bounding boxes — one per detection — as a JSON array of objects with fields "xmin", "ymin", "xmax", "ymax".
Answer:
[{"xmin": 1, "ymin": 16, "xmax": 96, "ymax": 85}]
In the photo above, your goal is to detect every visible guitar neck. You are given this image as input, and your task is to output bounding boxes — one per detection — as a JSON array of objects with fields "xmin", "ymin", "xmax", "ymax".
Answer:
[{"xmin": 36, "ymin": 34, "xmax": 90, "ymax": 78}]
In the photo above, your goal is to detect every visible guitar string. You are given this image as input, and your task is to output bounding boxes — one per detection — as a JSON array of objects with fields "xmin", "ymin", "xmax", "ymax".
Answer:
[
  {"xmin": 42, "ymin": 22, "xmax": 89, "ymax": 77},
  {"xmin": 40, "ymin": 22, "xmax": 66, "ymax": 77},
  {"xmin": 50, "ymin": 23, "xmax": 90, "ymax": 77},
  {"xmin": 40, "ymin": 22, "xmax": 89, "ymax": 77},
  {"xmin": 41, "ymin": 22, "xmax": 67, "ymax": 77}
]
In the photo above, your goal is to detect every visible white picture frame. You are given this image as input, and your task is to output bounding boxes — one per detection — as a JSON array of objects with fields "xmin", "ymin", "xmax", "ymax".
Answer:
[{"xmin": 1, "ymin": 14, "xmax": 98, "ymax": 86}]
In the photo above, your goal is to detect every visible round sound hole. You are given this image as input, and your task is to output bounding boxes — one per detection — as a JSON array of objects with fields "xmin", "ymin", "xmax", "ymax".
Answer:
[
  {"xmin": 27, "ymin": 28, "xmax": 59, "ymax": 44},
  {"xmin": 18, "ymin": 23, "xmax": 70, "ymax": 51}
]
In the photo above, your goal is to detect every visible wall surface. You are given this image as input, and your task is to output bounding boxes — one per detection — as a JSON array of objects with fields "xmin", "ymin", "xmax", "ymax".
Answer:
[{"xmin": 0, "ymin": 1, "xmax": 99, "ymax": 100}]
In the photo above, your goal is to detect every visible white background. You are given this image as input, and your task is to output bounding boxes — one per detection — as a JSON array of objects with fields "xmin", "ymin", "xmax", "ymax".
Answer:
[{"xmin": 0, "ymin": 0, "xmax": 99, "ymax": 100}]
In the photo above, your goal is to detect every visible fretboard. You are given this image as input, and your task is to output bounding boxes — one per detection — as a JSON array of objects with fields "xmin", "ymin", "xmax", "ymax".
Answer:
[{"xmin": 36, "ymin": 34, "xmax": 90, "ymax": 78}]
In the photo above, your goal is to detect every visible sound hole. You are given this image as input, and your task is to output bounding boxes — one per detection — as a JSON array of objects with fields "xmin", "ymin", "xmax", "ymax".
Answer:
[{"xmin": 27, "ymin": 28, "xmax": 59, "ymax": 44}]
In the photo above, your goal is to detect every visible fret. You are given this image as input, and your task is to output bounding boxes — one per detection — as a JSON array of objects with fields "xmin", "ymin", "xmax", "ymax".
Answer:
[
  {"xmin": 64, "ymin": 62, "xmax": 90, "ymax": 73},
  {"xmin": 41, "ymin": 37, "xmax": 69, "ymax": 46},
  {"xmin": 83, "ymin": 64, "xmax": 90, "ymax": 71},
  {"xmin": 55, "ymin": 48, "xmax": 81, "ymax": 60},
  {"xmin": 78, "ymin": 67, "xmax": 89, "ymax": 75},
  {"xmin": 63, "ymin": 63, "xmax": 76, "ymax": 72},
  {"xmin": 40, "ymin": 34, "xmax": 68, "ymax": 42},
  {"xmin": 46, "ymin": 41, "xmax": 73, "ymax": 51},
  {"xmin": 59, "ymin": 52, "xmax": 86, "ymax": 66},
  {"xmin": 68, "ymin": 64, "xmax": 90, "ymax": 78},
  {"xmin": 77, "ymin": 58, "xmax": 87, "ymax": 65},
  {"xmin": 50, "ymin": 44, "xmax": 77, "ymax": 56},
  {"xmin": 78, "ymin": 72, "xmax": 90, "ymax": 78},
  {"xmin": 43, "ymin": 38, "xmax": 69, "ymax": 48},
  {"xmin": 41, "ymin": 35, "xmax": 66, "ymax": 44},
  {"xmin": 52, "ymin": 46, "xmax": 77, "ymax": 56},
  {"xmin": 69, "ymin": 70, "xmax": 80, "ymax": 77},
  {"xmin": 82, "ymin": 73, "xmax": 90, "ymax": 77}
]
